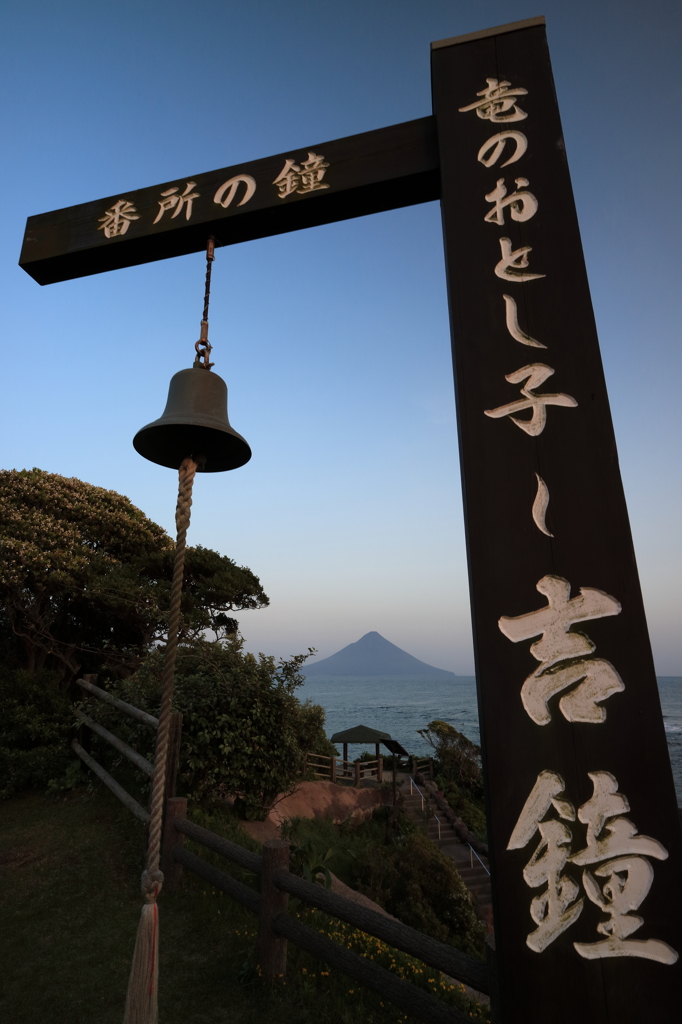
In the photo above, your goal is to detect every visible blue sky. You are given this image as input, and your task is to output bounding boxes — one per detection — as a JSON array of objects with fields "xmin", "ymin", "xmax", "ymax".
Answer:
[{"xmin": 1, "ymin": 1, "xmax": 680, "ymax": 673}]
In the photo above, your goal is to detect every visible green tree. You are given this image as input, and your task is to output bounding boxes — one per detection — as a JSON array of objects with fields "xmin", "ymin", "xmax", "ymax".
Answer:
[
  {"xmin": 418, "ymin": 720, "xmax": 487, "ymax": 838},
  {"xmin": 0, "ymin": 468, "xmax": 268, "ymax": 679}
]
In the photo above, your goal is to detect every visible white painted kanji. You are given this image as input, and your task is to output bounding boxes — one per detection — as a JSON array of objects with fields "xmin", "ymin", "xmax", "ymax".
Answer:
[
  {"xmin": 153, "ymin": 182, "xmax": 200, "ymax": 224},
  {"xmin": 273, "ymin": 152, "xmax": 329, "ymax": 198},
  {"xmin": 484, "ymin": 364, "xmax": 577, "ymax": 437},
  {"xmin": 459, "ymin": 78, "xmax": 528, "ymax": 122},
  {"xmin": 509, "ymin": 771, "xmax": 677, "ymax": 963},
  {"xmin": 97, "ymin": 199, "xmax": 140, "ymax": 238},
  {"xmin": 484, "ymin": 177, "xmax": 538, "ymax": 226},
  {"xmin": 499, "ymin": 575, "xmax": 623, "ymax": 724},
  {"xmin": 478, "ymin": 130, "xmax": 528, "ymax": 168}
]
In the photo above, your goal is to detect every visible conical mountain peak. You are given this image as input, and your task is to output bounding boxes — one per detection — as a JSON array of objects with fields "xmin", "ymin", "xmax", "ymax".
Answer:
[{"xmin": 304, "ymin": 631, "xmax": 454, "ymax": 677}]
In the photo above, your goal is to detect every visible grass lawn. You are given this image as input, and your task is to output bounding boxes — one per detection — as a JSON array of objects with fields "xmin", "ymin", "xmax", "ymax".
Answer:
[{"xmin": 0, "ymin": 784, "xmax": 488, "ymax": 1023}]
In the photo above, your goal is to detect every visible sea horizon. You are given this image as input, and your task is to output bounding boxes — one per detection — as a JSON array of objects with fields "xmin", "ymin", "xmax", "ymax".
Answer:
[{"xmin": 300, "ymin": 674, "xmax": 682, "ymax": 804}]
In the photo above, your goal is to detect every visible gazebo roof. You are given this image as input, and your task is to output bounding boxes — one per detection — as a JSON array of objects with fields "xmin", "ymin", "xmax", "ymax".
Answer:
[{"xmin": 330, "ymin": 724, "xmax": 392, "ymax": 744}]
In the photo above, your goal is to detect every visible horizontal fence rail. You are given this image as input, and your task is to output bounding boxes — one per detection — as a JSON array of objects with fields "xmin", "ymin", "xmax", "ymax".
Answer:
[
  {"xmin": 170, "ymin": 812, "xmax": 489, "ymax": 1022},
  {"xmin": 271, "ymin": 868, "xmax": 488, "ymax": 993},
  {"xmin": 304, "ymin": 753, "xmax": 433, "ymax": 786},
  {"xmin": 304, "ymin": 752, "xmax": 385, "ymax": 785},
  {"xmin": 174, "ymin": 817, "xmax": 262, "ymax": 874},
  {"xmin": 172, "ymin": 846, "xmax": 260, "ymax": 915},
  {"xmin": 72, "ymin": 676, "xmax": 182, "ymax": 835},
  {"xmin": 272, "ymin": 912, "xmax": 473, "ymax": 1024},
  {"xmin": 74, "ymin": 708, "xmax": 154, "ymax": 777},
  {"xmin": 71, "ymin": 739, "xmax": 150, "ymax": 823},
  {"xmin": 75, "ymin": 677, "xmax": 159, "ymax": 729}
]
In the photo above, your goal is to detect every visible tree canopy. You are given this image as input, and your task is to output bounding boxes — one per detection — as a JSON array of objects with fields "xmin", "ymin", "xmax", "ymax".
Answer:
[{"xmin": 0, "ymin": 468, "xmax": 269, "ymax": 678}]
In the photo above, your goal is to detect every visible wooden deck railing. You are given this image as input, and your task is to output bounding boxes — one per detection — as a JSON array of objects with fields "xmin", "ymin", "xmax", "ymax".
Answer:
[
  {"xmin": 71, "ymin": 675, "xmax": 182, "ymax": 823},
  {"xmin": 304, "ymin": 751, "xmax": 384, "ymax": 785},
  {"xmin": 164, "ymin": 807, "xmax": 491, "ymax": 1024},
  {"xmin": 304, "ymin": 752, "xmax": 433, "ymax": 786}
]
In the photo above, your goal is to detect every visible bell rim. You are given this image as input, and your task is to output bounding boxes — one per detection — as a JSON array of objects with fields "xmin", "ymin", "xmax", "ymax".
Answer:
[{"xmin": 132, "ymin": 422, "xmax": 252, "ymax": 473}]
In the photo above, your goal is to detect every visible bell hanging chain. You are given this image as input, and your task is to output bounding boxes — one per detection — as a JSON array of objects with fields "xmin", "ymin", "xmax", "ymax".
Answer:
[{"xmin": 195, "ymin": 236, "xmax": 215, "ymax": 370}]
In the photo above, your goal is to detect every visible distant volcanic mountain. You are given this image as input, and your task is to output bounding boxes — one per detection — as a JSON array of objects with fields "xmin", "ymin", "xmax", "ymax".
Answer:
[{"xmin": 304, "ymin": 631, "xmax": 455, "ymax": 677}]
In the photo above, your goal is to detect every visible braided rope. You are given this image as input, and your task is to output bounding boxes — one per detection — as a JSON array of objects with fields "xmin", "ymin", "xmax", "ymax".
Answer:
[{"xmin": 146, "ymin": 457, "xmax": 197, "ymax": 882}]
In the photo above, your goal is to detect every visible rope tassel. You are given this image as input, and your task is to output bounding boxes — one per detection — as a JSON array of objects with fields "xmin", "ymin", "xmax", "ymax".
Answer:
[
  {"xmin": 123, "ymin": 458, "xmax": 197, "ymax": 1024},
  {"xmin": 124, "ymin": 872, "xmax": 162, "ymax": 1023}
]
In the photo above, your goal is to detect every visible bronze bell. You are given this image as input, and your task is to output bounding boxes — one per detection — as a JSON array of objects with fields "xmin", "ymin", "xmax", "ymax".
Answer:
[{"xmin": 133, "ymin": 365, "xmax": 251, "ymax": 472}]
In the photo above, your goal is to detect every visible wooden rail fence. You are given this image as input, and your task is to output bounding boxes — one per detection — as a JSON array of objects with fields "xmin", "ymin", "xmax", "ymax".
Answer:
[
  {"xmin": 70, "ymin": 679, "xmax": 493, "ymax": 1019},
  {"xmin": 305, "ymin": 751, "xmax": 433, "ymax": 786},
  {"xmin": 165, "ymin": 808, "xmax": 491, "ymax": 1024},
  {"xmin": 71, "ymin": 675, "xmax": 182, "ymax": 823}
]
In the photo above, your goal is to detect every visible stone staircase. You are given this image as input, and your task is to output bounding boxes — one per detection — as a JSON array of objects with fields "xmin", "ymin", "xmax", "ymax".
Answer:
[{"xmin": 400, "ymin": 781, "xmax": 493, "ymax": 930}]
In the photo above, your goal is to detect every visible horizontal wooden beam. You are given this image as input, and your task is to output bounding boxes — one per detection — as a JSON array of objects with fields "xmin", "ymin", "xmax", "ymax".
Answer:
[
  {"xmin": 75, "ymin": 677, "xmax": 159, "ymax": 729},
  {"xmin": 71, "ymin": 739, "xmax": 150, "ymax": 823},
  {"xmin": 20, "ymin": 117, "xmax": 439, "ymax": 285},
  {"xmin": 273, "ymin": 912, "xmax": 469, "ymax": 1024},
  {"xmin": 173, "ymin": 815, "xmax": 263, "ymax": 874},
  {"xmin": 172, "ymin": 846, "xmax": 261, "ymax": 915},
  {"xmin": 74, "ymin": 708, "xmax": 154, "ymax": 776},
  {"xmin": 272, "ymin": 868, "xmax": 489, "ymax": 993}
]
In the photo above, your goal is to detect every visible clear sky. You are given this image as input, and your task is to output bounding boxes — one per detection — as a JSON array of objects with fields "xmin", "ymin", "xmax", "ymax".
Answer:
[{"xmin": 1, "ymin": 1, "xmax": 680, "ymax": 673}]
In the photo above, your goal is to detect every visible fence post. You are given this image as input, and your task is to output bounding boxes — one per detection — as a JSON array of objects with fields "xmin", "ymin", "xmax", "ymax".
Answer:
[
  {"xmin": 258, "ymin": 840, "xmax": 290, "ymax": 981},
  {"xmin": 377, "ymin": 756, "xmax": 383, "ymax": 783},
  {"xmin": 411, "ymin": 757, "xmax": 418, "ymax": 778},
  {"xmin": 164, "ymin": 711, "xmax": 183, "ymax": 803},
  {"xmin": 160, "ymin": 796, "xmax": 187, "ymax": 890},
  {"xmin": 354, "ymin": 760, "xmax": 361, "ymax": 788},
  {"xmin": 331, "ymin": 757, "xmax": 337, "ymax": 784}
]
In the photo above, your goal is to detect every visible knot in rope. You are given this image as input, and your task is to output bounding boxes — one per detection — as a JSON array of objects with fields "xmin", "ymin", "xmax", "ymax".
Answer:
[{"xmin": 141, "ymin": 869, "xmax": 164, "ymax": 904}]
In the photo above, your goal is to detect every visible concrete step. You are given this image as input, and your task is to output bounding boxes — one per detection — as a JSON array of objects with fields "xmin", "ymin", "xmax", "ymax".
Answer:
[{"xmin": 398, "ymin": 785, "xmax": 494, "ymax": 929}]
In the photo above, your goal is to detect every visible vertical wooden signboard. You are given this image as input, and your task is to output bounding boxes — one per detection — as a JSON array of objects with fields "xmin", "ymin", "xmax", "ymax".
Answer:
[{"xmin": 432, "ymin": 19, "xmax": 682, "ymax": 1023}]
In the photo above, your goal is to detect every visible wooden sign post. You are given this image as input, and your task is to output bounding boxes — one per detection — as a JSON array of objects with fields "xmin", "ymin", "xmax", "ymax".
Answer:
[
  {"xmin": 19, "ymin": 16, "xmax": 681, "ymax": 1022},
  {"xmin": 431, "ymin": 20, "xmax": 681, "ymax": 1023}
]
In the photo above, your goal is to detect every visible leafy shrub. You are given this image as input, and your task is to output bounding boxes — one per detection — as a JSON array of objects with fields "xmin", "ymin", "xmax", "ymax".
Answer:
[
  {"xmin": 0, "ymin": 669, "xmax": 75, "ymax": 798},
  {"xmin": 85, "ymin": 636, "xmax": 336, "ymax": 818},
  {"xmin": 352, "ymin": 831, "xmax": 485, "ymax": 957},
  {"xmin": 289, "ymin": 834, "xmax": 335, "ymax": 889},
  {"xmin": 418, "ymin": 720, "xmax": 487, "ymax": 839},
  {"xmin": 282, "ymin": 809, "xmax": 485, "ymax": 958}
]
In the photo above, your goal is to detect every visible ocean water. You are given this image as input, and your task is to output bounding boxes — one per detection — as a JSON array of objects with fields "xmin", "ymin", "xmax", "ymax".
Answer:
[{"xmin": 300, "ymin": 674, "xmax": 682, "ymax": 804}]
